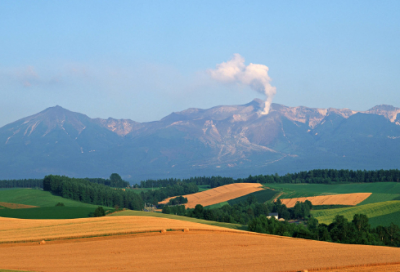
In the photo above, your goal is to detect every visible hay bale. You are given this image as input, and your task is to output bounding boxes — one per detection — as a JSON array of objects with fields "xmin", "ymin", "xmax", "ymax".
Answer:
[
  {"xmin": 183, "ymin": 228, "xmax": 189, "ymax": 232},
  {"xmin": 160, "ymin": 229, "xmax": 167, "ymax": 234},
  {"xmin": 39, "ymin": 240, "xmax": 46, "ymax": 245}
]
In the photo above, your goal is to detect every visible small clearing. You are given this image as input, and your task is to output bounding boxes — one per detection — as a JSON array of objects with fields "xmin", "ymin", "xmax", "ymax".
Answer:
[
  {"xmin": 159, "ymin": 183, "xmax": 264, "ymax": 208},
  {"xmin": 280, "ymin": 193, "xmax": 371, "ymax": 208}
]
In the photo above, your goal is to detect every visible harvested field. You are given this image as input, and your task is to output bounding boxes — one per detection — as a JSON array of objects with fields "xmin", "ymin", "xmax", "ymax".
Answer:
[
  {"xmin": 0, "ymin": 202, "xmax": 37, "ymax": 209},
  {"xmin": 281, "ymin": 193, "xmax": 371, "ymax": 208},
  {"xmin": 0, "ymin": 216, "xmax": 233, "ymax": 243},
  {"xmin": 1, "ymin": 227, "xmax": 400, "ymax": 272},
  {"xmin": 159, "ymin": 183, "xmax": 264, "ymax": 208}
]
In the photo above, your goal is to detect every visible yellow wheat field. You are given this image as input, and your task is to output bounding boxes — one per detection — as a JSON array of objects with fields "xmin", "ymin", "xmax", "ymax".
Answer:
[
  {"xmin": 0, "ymin": 216, "xmax": 235, "ymax": 243},
  {"xmin": 0, "ymin": 218, "xmax": 400, "ymax": 272},
  {"xmin": 160, "ymin": 183, "xmax": 264, "ymax": 208},
  {"xmin": 280, "ymin": 193, "xmax": 371, "ymax": 208}
]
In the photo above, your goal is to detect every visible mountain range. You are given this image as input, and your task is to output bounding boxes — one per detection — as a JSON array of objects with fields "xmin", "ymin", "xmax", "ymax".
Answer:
[{"xmin": 1, "ymin": 99, "xmax": 399, "ymax": 181}]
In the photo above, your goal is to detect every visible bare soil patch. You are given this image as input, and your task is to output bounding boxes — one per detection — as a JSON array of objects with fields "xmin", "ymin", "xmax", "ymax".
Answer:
[
  {"xmin": 0, "ymin": 202, "xmax": 37, "ymax": 209},
  {"xmin": 160, "ymin": 183, "xmax": 264, "ymax": 208},
  {"xmin": 280, "ymin": 193, "xmax": 371, "ymax": 208},
  {"xmin": 0, "ymin": 229, "xmax": 399, "ymax": 272}
]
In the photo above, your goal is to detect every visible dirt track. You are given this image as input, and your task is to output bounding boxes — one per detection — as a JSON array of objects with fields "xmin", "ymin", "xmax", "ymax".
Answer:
[
  {"xmin": 160, "ymin": 183, "xmax": 264, "ymax": 208},
  {"xmin": 1, "ymin": 230, "xmax": 400, "ymax": 272},
  {"xmin": 281, "ymin": 193, "xmax": 371, "ymax": 208}
]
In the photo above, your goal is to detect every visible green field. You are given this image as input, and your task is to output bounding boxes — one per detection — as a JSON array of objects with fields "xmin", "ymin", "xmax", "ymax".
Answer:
[
  {"xmin": 205, "ymin": 201, "xmax": 229, "ymax": 209},
  {"xmin": 266, "ymin": 182, "xmax": 400, "ymax": 205},
  {"xmin": 0, "ymin": 188, "xmax": 108, "ymax": 208},
  {"xmin": 0, "ymin": 206, "xmax": 112, "ymax": 219},
  {"xmin": 369, "ymin": 210, "xmax": 400, "ymax": 228},
  {"xmin": 311, "ymin": 201, "xmax": 400, "ymax": 227},
  {"xmin": 110, "ymin": 210, "xmax": 246, "ymax": 230},
  {"xmin": 0, "ymin": 188, "xmax": 110, "ymax": 219},
  {"xmin": 228, "ymin": 189, "xmax": 278, "ymax": 205}
]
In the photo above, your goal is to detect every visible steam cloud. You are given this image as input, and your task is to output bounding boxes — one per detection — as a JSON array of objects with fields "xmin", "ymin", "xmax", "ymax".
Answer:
[{"xmin": 208, "ymin": 54, "xmax": 276, "ymax": 115}]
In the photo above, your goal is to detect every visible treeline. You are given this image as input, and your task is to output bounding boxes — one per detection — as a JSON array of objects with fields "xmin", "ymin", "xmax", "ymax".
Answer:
[
  {"xmin": 0, "ymin": 179, "xmax": 43, "ymax": 189},
  {"xmin": 162, "ymin": 195, "xmax": 312, "ymax": 225},
  {"xmin": 139, "ymin": 169, "xmax": 400, "ymax": 188},
  {"xmin": 43, "ymin": 175, "xmax": 198, "ymax": 210},
  {"xmin": 248, "ymin": 214, "xmax": 400, "ymax": 247},
  {"xmin": 43, "ymin": 175, "xmax": 143, "ymax": 210},
  {"xmin": 85, "ymin": 173, "xmax": 129, "ymax": 188},
  {"xmin": 140, "ymin": 182, "xmax": 198, "ymax": 205},
  {"xmin": 0, "ymin": 173, "xmax": 129, "ymax": 189},
  {"xmin": 162, "ymin": 195, "xmax": 400, "ymax": 247},
  {"xmin": 140, "ymin": 176, "xmax": 235, "ymax": 188}
]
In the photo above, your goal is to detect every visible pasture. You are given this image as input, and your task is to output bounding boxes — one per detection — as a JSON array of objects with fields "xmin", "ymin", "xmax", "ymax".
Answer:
[
  {"xmin": 0, "ymin": 188, "xmax": 106, "ymax": 208},
  {"xmin": 0, "ymin": 207, "xmax": 106, "ymax": 219},
  {"xmin": 0, "ymin": 188, "xmax": 110, "ymax": 219},
  {"xmin": 312, "ymin": 200, "xmax": 400, "ymax": 227}
]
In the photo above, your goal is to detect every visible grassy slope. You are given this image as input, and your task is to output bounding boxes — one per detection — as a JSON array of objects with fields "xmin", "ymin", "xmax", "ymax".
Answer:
[
  {"xmin": 109, "ymin": 210, "xmax": 246, "ymax": 230},
  {"xmin": 0, "ymin": 188, "xmax": 110, "ymax": 219},
  {"xmin": 369, "ymin": 210, "xmax": 400, "ymax": 228},
  {"xmin": 0, "ymin": 207, "xmax": 102, "ymax": 219},
  {"xmin": 311, "ymin": 200, "xmax": 400, "ymax": 227},
  {"xmin": 0, "ymin": 188, "xmax": 105, "ymax": 208},
  {"xmin": 266, "ymin": 182, "xmax": 400, "ymax": 204},
  {"xmin": 227, "ymin": 189, "xmax": 278, "ymax": 205}
]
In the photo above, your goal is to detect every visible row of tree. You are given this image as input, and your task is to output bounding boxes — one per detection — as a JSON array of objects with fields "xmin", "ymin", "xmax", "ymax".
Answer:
[
  {"xmin": 248, "ymin": 214, "xmax": 400, "ymax": 247},
  {"xmin": 0, "ymin": 174, "xmax": 129, "ymax": 189},
  {"xmin": 162, "ymin": 195, "xmax": 312, "ymax": 225},
  {"xmin": 0, "ymin": 179, "xmax": 43, "ymax": 188},
  {"xmin": 161, "ymin": 195, "xmax": 400, "ymax": 247},
  {"xmin": 43, "ymin": 175, "xmax": 199, "ymax": 210},
  {"xmin": 139, "ymin": 169, "xmax": 400, "ymax": 188},
  {"xmin": 140, "ymin": 182, "xmax": 198, "ymax": 205},
  {"xmin": 140, "ymin": 176, "xmax": 235, "ymax": 188},
  {"xmin": 43, "ymin": 175, "xmax": 143, "ymax": 210}
]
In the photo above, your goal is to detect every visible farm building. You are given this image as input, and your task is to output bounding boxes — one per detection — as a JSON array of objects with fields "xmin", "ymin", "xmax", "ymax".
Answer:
[{"xmin": 267, "ymin": 213, "xmax": 278, "ymax": 219}]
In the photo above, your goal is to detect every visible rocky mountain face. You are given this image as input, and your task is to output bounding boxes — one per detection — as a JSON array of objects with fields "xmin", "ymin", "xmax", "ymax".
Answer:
[{"xmin": 0, "ymin": 100, "xmax": 399, "ymax": 181}]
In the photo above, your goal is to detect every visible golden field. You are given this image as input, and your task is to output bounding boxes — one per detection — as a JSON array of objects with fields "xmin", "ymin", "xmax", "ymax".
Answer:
[
  {"xmin": 280, "ymin": 193, "xmax": 371, "ymax": 208},
  {"xmin": 1, "ymin": 216, "xmax": 400, "ymax": 272},
  {"xmin": 159, "ymin": 183, "xmax": 264, "ymax": 208}
]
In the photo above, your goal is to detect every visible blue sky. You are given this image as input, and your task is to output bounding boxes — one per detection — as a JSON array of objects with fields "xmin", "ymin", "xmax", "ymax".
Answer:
[{"xmin": 0, "ymin": 1, "xmax": 399, "ymax": 126}]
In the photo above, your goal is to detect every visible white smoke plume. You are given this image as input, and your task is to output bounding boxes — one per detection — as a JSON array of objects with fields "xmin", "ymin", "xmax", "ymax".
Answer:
[{"xmin": 208, "ymin": 54, "xmax": 276, "ymax": 115}]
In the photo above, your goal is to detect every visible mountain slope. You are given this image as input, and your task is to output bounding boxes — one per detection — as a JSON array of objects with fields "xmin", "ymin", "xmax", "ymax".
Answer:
[{"xmin": 0, "ymin": 100, "xmax": 399, "ymax": 180}]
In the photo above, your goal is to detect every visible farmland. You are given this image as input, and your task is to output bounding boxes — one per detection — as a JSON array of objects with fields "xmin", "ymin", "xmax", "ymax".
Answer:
[
  {"xmin": 281, "ymin": 193, "xmax": 371, "ymax": 208},
  {"xmin": 312, "ymin": 201, "xmax": 400, "ymax": 226},
  {"xmin": 159, "ymin": 183, "xmax": 264, "ymax": 208},
  {"xmin": 1, "ymin": 216, "xmax": 400, "ymax": 272},
  {"xmin": 0, "ymin": 188, "xmax": 110, "ymax": 219},
  {"xmin": 0, "ymin": 188, "xmax": 106, "ymax": 208},
  {"xmin": 0, "ymin": 207, "xmax": 106, "ymax": 220},
  {"xmin": 267, "ymin": 182, "xmax": 400, "ymax": 205},
  {"xmin": 0, "ymin": 215, "xmax": 239, "ymax": 244}
]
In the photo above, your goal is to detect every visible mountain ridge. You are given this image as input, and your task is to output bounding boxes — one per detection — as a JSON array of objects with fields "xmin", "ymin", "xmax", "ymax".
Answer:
[{"xmin": 0, "ymin": 100, "xmax": 399, "ymax": 181}]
